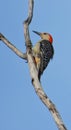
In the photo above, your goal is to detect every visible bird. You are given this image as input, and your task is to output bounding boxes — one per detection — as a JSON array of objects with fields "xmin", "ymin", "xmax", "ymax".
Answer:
[{"xmin": 32, "ymin": 30, "xmax": 54, "ymax": 80}]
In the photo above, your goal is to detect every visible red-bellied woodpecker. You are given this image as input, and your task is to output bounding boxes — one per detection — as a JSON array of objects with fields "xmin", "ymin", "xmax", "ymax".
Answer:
[{"xmin": 32, "ymin": 31, "xmax": 54, "ymax": 80}]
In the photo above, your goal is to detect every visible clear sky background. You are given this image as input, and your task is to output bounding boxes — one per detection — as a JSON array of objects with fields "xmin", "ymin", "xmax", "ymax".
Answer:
[{"xmin": 0, "ymin": 0, "xmax": 71, "ymax": 130}]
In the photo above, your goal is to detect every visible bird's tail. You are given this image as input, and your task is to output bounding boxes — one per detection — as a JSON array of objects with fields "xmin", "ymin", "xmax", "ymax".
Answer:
[{"xmin": 38, "ymin": 71, "xmax": 41, "ymax": 81}]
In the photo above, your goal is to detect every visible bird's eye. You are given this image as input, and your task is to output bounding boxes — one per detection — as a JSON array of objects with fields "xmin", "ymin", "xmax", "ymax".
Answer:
[{"xmin": 44, "ymin": 33, "xmax": 47, "ymax": 35}]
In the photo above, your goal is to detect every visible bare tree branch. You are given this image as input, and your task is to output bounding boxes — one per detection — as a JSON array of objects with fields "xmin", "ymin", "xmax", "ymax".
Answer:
[
  {"xmin": 24, "ymin": 0, "xmax": 67, "ymax": 130},
  {"xmin": 0, "ymin": 0, "xmax": 67, "ymax": 129},
  {"xmin": 0, "ymin": 33, "xmax": 27, "ymax": 60}
]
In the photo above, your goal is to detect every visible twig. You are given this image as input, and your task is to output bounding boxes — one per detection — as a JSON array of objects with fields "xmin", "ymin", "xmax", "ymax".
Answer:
[
  {"xmin": 24, "ymin": 0, "xmax": 67, "ymax": 130},
  {"xmin": 0, "ymin": 33, "xmax": 27, "ymax": 60}
]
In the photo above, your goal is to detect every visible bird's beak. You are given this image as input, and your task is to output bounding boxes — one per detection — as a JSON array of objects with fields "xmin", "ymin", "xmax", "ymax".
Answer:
[{"xmin": 33, "ymin": 30, "xmax": 41, "ymax": 36}]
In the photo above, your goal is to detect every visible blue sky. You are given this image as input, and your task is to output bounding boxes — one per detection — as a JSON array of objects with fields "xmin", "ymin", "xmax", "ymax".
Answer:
[{"xmin": 0, "ymin": 0, "xmax": 71, "ymax": 130}]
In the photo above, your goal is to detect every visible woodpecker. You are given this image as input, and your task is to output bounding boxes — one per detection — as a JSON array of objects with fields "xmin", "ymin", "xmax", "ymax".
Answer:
[{"xmin": 32, "ymin": 31, "xmax": 54, "ymax": 80}]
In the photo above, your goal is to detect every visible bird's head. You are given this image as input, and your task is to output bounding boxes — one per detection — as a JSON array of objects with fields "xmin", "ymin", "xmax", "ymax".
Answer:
[{"xmin": 33, "ymin": 30, "xmax": 53, "ymax": 44}]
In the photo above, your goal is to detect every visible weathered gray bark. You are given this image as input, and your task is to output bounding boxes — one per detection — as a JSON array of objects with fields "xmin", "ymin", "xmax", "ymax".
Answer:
[{"xmin": 0, "ymin": 33, "xmax": 27, "ymax": 60}]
